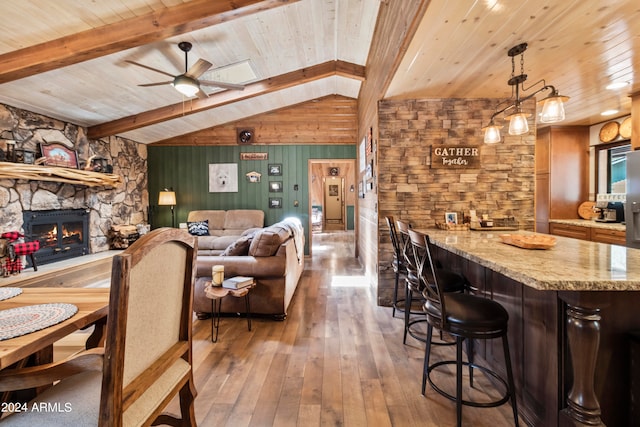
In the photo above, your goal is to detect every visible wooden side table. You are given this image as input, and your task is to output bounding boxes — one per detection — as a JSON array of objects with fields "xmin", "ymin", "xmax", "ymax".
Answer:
[{"xmin": 204, "ymin": 280, "xmax": 256, "ymax": 342}]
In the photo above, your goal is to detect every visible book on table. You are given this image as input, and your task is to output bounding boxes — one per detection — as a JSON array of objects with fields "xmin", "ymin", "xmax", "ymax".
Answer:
[{"xmin": 222, "ymin": 276, "xmax": 255, "ymax": 289}]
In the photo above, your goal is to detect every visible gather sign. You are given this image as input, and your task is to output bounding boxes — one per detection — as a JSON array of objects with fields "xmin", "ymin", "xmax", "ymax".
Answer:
[{"xmin": 431, "ymin": 145, "xmax": 480, "ymax": 169}]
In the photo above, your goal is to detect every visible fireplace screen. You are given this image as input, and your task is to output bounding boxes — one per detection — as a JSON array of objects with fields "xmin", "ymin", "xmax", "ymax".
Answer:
[{"xmin": 23, "ymin": 209, "xmax": 90, "ymax": 267}]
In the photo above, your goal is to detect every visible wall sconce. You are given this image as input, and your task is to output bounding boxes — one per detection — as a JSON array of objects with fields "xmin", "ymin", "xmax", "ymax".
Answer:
[
  {"xmin": 482, "ymin": 42, "xmax": 569, "ymax": 143},
  {"xmin": 158, "ymin": 188, "xmax": 177, "ymax": 227}
]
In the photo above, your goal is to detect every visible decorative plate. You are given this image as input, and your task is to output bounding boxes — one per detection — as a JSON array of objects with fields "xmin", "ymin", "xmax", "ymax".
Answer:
[
  {"xmin": 0, "ymin": 303, "xmax": 78, "ymax": 341},
  {"xmin": 620, "ymin": 117, "xmax": 632, "ymax": 139},
  {"xmin": 599, "ymin": 121, "xmax": 619, "ymax": 143}
]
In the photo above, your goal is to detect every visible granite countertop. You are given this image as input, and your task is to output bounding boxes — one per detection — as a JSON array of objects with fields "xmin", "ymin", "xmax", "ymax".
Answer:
[
  {"xmin": 422, "ymin": 229, "xmax": 640, "ymax": 292},
  {"xmin": 549, "ymin": 218, "xmax": 626, "ymax": 231}
]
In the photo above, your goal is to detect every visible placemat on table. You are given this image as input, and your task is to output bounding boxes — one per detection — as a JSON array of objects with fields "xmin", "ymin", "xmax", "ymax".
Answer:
[
  {"xmin": 0, "ymin": 303, "xmax": 78, "ymax": 341},
  {"xmin": 0, "ymin": 287, "xmax": 22, "ymax": 301}
]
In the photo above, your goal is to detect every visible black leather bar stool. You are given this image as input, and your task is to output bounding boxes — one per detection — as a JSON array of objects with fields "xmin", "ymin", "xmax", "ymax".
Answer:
[
  {"xmin": 408, "ymin": 229, "xmax": 519, "ymax": 427},
  {"xmin": 398, "ymin": 221, "xmax": 466, "ymax": 345},
  {"xmin": 385, "ymin": 216, "xmax": 407, "ymax": 318}
]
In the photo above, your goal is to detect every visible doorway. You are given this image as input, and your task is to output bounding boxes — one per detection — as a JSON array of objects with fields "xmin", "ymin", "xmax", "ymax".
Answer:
[
  {"xmin": 324, "ymin": 176, "xmax": 344, "ymax": 230},
  {"xmin": 307, "ymin": 159, "xmax": 357, "ymax": 256}
]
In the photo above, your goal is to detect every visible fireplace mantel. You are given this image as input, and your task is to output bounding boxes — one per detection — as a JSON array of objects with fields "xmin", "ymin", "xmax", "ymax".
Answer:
[{"xmin": 0, "ymin": 162, "xmax": 122, "ymax": 188}]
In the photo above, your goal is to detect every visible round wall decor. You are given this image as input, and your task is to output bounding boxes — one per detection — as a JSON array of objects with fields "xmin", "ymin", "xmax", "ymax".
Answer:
[
  {"xmin": 599, "ymin": 121, "xmax": 619, "ymax": 143},
  {"xmin": 619, "ymin": 117, "xmax": 632, "ymax": 139},
  {"xmin": 237, "ymin": 128, "xmax": 254, "ymax": 144}
]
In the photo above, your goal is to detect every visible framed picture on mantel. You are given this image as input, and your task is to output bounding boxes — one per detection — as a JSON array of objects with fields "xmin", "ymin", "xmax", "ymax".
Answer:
[{"xmin": 40, "ymin": 143, "xmax": 78, "ymax": 169}]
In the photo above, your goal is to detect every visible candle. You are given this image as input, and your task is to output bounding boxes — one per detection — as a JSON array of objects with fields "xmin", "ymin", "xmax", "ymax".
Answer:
[{"xmin": 212, "ymin": 265, "xmax": 224, "ymax": 286}]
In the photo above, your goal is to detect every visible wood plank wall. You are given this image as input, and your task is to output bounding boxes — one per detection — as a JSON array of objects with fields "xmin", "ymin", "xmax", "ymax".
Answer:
[
  {"xmin": 151, "ymin": 95, "xmax": 357, "ymax": 146},
  {"xmin": 355, "ymin": 0, "xmax": 430, "ymax": 304}
]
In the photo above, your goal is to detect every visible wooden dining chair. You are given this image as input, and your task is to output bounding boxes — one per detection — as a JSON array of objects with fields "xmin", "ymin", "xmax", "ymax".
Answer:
[{"xmin": 0, "ymin": 227, "xmax": 198, "ymax": 427}]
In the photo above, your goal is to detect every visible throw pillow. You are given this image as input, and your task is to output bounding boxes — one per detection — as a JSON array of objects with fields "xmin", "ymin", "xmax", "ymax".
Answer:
[
  {"xmin": 221, "ymin": 235, "xmax": 252, "ymax": 256},
  {"xmin": 187, "ymin": 220, "xmax": 209, "ymax": 236}
]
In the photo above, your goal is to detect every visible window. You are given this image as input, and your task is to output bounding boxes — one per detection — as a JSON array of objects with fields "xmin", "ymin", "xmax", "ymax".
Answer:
[{"xmin": 596, "ymin": 142, "xmax": 631, "ymax": 193}]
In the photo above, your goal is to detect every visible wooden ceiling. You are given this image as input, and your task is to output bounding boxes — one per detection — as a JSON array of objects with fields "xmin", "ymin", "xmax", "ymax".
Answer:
[{"xmin": 0, "ymin": 0, "xmax": 638, "ymax": 145}]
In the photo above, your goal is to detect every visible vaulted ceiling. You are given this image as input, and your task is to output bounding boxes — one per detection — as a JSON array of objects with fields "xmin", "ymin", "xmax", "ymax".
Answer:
[{"xmin": 0, "ymin": 0, "xmax": 638, "ymax": 145}]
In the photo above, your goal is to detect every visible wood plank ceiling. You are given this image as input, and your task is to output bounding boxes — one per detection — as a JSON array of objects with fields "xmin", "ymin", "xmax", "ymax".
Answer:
[{"xmin": 0, "ymin": 0, "xmax": 638, "ymax": 145}]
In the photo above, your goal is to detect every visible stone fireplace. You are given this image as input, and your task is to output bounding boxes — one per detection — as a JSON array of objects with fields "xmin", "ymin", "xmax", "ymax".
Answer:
[
  {"xmin": 0, "ymin": 103, "xmax": 149, "ymax": 265},
  {"xmin": 22, "ymin": 209, "xmax": 90, "ymax": 267}
]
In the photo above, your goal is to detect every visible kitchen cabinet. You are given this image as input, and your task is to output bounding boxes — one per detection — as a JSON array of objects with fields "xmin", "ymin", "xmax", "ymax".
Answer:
[
  {"xmin": 535, "ymin": 127, "xmax": 589, "ymax": 233},
  {"xmin": 590, "ymin": 227, "xmax": 626, "ymax": 245},
  {"xmin": 549, "ymin": 220, "xmax": 627, "ymax": 245},
  {"xmin": 549, "ymin": 222, "xmax": 590, "ymax": 241}
]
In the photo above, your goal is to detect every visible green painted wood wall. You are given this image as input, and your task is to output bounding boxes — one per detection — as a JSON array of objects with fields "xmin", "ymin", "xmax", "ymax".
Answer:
[{"xmin": 148, "ymin": 144, "xmax": 356, "ymax": 254}]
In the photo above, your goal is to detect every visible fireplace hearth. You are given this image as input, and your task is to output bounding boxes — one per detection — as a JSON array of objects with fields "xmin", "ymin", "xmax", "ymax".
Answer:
[{"xmin": 23, "ymin": 209, "xmax": 90, "ymax": 267}]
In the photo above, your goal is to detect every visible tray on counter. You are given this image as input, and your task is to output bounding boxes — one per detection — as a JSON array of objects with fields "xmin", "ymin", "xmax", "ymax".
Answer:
[
  {"xmin": 470, "ymin": 225, "xmax": 520, "ymax": 231},
  {"xmin": 470, "ymin": 217, "xmax": 519, "ymax": 231},
  {"xmin": 498, "ymin": 233, "xmax": 557, "ymax": 250}
]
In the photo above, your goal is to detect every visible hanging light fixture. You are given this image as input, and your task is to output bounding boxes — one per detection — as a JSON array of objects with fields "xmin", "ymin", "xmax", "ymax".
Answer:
[
  {"xmin": 172, "ymin": 75, "xmax": 200, "ymax": 97},
  {"xmin": 482, "ymin": 43, "xmax": 569, "ymax": 143}
]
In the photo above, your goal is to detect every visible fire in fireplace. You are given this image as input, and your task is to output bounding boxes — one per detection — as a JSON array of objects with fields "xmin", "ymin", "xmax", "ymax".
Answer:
[{"xmin": 22, "ymin": 209, "xmax": 90, "ymax": 267}]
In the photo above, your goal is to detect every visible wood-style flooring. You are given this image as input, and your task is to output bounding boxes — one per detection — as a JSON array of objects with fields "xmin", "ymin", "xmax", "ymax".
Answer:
[
  {"xmin": 167, "ymin": 231, "xmax": 521, "ymax": 426},
  {"xmin": 54, "ymin": 230, "xmax": 521, "ymax": 426}
]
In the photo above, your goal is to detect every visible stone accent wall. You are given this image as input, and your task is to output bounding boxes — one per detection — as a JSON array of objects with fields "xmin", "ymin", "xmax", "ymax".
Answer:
[
  {"xmin": 0, "ymin": 104, "xmax": 148, "ymax": 254},
  {"xmin": 376, "ymin": 98, "xmax": 536, "ymax": 306}
]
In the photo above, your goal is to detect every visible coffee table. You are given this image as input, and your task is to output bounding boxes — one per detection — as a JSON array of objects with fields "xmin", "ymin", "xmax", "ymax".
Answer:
[{"xmin": 204, "ymin": 280, "xmax": 255, "ymax": 342}]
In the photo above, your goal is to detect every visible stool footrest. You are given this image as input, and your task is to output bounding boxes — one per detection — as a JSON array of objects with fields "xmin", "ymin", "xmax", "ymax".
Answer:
[{"xmin": 426, "ymin": 359, "xmax": 511, "ymax": 408}]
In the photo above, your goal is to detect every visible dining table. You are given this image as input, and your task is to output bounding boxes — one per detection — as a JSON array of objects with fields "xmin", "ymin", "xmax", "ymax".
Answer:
[{"xmin": 0, "ymin": 287, "xmax": 110, "ymax": 370}]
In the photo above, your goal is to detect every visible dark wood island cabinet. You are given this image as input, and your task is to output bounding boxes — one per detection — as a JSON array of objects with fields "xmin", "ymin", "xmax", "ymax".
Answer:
[{"xmin": 421, "ymin": 229, "xmax": 640, "ymax": 427}]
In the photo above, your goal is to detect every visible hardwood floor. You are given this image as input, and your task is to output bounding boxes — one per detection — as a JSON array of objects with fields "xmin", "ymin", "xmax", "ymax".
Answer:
[{"xmin": 173, "ymin": 231, "xmax": 522, "ymax": 426}]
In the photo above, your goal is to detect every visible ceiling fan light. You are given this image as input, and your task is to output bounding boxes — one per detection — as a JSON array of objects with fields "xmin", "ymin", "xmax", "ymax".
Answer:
[
  {"xmin": 505, "ymin": 112, "xmax": 530, "ymax": 135},
  {"xmin": 172, "ymin": 75, "xmax": 199, "ymax": 97}
]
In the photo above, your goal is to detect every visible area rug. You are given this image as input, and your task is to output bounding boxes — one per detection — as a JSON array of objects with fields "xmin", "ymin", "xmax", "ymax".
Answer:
[
  {"xmin": 0, "ymin": 287, "xmax": 22, "ymax": 301},
  {"xmin": 0, "ymin": 303, "xmax": 78, "ymax": 340}
]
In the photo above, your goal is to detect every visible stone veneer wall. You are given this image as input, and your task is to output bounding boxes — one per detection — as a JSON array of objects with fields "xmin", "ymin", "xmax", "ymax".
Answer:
[
  {"xmin": 0, "ymin": 104, "xmax": 148, "ymax": 254},
  {"xmin": 376, "ymin": 98, "xmax": 536, "ymax": 306}
]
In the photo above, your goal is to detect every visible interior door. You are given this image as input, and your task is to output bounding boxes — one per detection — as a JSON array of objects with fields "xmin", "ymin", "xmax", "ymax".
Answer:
[{"xmin": 324, "ymin": 177, "xmax": 343, "ymax": 221}]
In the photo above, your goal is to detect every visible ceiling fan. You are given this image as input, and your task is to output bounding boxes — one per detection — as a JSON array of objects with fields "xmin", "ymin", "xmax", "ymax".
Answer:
[{"xmin": 126, "ymin": 41, "xmax": 245, "ymax": 99}]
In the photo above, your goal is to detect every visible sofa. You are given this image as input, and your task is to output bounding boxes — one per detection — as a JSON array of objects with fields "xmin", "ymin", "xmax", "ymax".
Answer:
[
  {"xmin": 189, "ymin": 213, "xmax": 305, "ymax": 320},
  {"xmin": 187, "ymin": 210, "xmax": 264, "ymax": 255}
]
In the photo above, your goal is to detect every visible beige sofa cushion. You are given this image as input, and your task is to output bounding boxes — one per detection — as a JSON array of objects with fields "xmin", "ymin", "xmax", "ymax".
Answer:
[
  {"xmin": 249, "ymin": 225, "xmax": 291, "ymax": 257},
  {"xmin": 223, "ymin": 210, "xmax": 264, "ymax": 233}
]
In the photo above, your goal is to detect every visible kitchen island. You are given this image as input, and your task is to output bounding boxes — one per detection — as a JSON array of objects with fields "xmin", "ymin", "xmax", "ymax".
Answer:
[{"xmin": 420, "ymin": 229, "xmax": 640, "ymax": 427}]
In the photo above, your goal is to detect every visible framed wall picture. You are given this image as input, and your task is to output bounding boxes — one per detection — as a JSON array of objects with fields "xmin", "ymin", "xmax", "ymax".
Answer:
[
  {"xmin": 208, "ymin": 163, "xmax": 238, "ymax": 193},
  {"xmin": 269, "ymin": 181, "xmax": 283, "ymax": 192},
  {"xmin": 269, "ymin": 197, "xmax": 282, "ymax": 208},
  {"xmin": 445, "ymin": 212, "xmax": 458, "ymax": 225},
  {"xmin": 268, "ymin": 164, "xmax": 282, "ymax": 176},
  {"xmin": 40, "ymin": 143, "xmax": 78, "ymax": 169}
]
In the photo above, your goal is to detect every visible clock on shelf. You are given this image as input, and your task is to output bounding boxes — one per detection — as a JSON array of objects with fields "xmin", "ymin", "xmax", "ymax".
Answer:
[{"xmin": 329, "ymin": 167, "xmax": 339, "ymax": 176}]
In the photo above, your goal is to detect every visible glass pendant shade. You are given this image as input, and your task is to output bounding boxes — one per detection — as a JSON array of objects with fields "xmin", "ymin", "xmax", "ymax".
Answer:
[
  {"xmin": 539, "ymin": 96, "xmax": 567, "ymax": 123},
  {"xmin": 506, "ymin": 112, "xmax": 530, "ymax": 135},
  {"xmin": 483, "ymin": 124, "xmax": 502, "ymax": 144},
  {"xmin": 172, "ymin": 75, "xmax": 199, "ymax": 97}
]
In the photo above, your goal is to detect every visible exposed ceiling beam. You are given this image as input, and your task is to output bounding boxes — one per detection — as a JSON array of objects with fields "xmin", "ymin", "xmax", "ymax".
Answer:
[
  {"xmin": 0, "ymin": 0, "xmax": 299, "ymax": 84},
  {"xmin": 88, "ymin": 60, "xmax": 365, "ymax": 139}
]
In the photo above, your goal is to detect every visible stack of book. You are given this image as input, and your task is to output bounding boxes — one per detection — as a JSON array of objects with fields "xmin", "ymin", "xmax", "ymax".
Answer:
[{"xmin": 222, "ymin": 276, "xmax": 255, "ymax": 289}]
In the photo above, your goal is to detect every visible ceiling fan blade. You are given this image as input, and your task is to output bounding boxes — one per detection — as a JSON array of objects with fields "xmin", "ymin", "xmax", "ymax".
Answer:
[
  {"xmin": 185, "ymin": 59, "xmax": 213, "ymax": 79},
  {"xmin": 125, "ymin": 60, "xmax": 175, "ymax": 78},
  {"xmin": 200, "ymin": 80, "xmax": 246, "ymax": 91},
  {"xmin": 138, "ymin": 81, "xmax": 173, "ymax": 87},
  {"xmin": 195, "ymin": 88, "xmax": 209, "ymax": 99}
]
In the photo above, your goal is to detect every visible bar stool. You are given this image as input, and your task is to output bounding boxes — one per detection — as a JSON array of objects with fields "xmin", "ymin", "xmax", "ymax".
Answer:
[
  {"xmin": 408, "ymin": 229, "xmax": 519, "ymax": 427},
  {"xmin": 399, "ymin": 221, "xmax": 466, "ymax": 345},
  {"xmin": 385, "ymin": 216, "xmax": 407, "ymax": 318}
]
